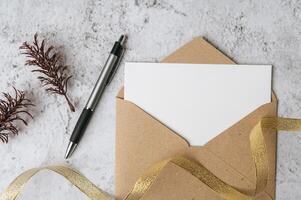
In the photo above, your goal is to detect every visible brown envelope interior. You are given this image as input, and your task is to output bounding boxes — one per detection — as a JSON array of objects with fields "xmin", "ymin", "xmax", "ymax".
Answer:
[{"xmin": 115, "ymin": 37, "xmax": 278, "ymax": 200}]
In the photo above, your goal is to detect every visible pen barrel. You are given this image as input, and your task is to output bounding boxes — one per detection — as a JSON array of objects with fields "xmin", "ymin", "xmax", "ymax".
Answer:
[
  {"xmin": 70, "ymin": 109, "xmax": 93, "ymax": 143},
  {"xmin": 85, "ymin": 54, "xmax": 118, "ymax": 110}
]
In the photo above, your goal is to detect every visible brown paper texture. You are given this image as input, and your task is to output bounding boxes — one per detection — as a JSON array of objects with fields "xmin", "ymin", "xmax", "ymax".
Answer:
[{"xmin": 115, "ymin": 37, "xmax": 277, "ymax": 200}]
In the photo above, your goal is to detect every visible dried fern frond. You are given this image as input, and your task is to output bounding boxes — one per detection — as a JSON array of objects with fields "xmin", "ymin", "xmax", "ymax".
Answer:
[
  {"xmin": 20, "ymin": 33, "xmax": 75, "ymax": 112},
  {"xmin": 0, "ymin": 87, "xmax": 34, "ymax": 143}
]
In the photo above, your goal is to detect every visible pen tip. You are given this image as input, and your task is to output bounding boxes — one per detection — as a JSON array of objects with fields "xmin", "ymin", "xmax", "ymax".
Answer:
[
  {"xmin": 65, "ymin": 151, "xmax": 71, "ymax": 159},
  {"xmin": 65, "ymin": 142, "xmax": 77, "ymax": 159}
]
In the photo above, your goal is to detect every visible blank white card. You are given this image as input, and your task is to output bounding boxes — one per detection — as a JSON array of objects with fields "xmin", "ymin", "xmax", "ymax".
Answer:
[{"xmin": 124, "ymin": 63, "xmax": 271, "ymax": 146}]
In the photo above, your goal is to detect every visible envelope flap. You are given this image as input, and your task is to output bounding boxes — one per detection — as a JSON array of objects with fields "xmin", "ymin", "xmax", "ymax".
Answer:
[{"xmin": 162, "ymin": 37, "xmax": 234, "ymax": 64}]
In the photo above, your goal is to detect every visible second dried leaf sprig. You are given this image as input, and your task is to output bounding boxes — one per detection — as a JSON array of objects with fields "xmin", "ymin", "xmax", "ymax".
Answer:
[
  {"xmin": 0, "ymin": 88, "xmax": 34, "ymax": 143},
  {"xmin": 20, "ymin": 34, "xmax": 75, "ymax": 112}
]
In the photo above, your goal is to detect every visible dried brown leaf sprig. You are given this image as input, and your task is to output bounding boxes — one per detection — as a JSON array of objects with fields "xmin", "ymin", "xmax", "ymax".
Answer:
[
  {"xmin": 20, "ymin": 33, "xmax": 75, "ymax": 112},
  {"xmin": 0, "ymin": 87, "xmax": 34, "ymax": 143}
]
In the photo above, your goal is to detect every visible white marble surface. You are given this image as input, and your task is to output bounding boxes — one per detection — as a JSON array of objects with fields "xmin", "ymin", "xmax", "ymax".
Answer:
[{"xmin": 1, "ymin": 0, "xmax": 301, "ymax": 199}]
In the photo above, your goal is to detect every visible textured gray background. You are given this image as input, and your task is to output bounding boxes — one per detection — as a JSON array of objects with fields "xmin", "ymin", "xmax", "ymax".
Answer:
[{"xmin": 0, "ymin": 0, "xmax": 301, "ymax": 199}]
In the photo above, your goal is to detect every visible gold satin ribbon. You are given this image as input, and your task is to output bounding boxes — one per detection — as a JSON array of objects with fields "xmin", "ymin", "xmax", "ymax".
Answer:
[
  {"xmin": 0, "ymin": 166, "xmax": 112, "ymax": 200},
  {"xmin": 1, "ymin": 117, "xmax": 301, "ymax": 200}
]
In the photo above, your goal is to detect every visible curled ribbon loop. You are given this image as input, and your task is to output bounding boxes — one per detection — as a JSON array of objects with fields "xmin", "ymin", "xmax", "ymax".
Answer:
[
  {"xmin": 0, "ymin": 166, "xmax": 112, "ymax": 200},
  {"xmin": 1, "ymin": 117, "xmax": 301, "ymax": 200}
]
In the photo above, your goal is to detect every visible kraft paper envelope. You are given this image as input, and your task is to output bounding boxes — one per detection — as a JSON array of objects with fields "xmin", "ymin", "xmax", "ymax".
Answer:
[{"xmin": 116, "ymin": 37, "xmax": 277, "ymax": 200}]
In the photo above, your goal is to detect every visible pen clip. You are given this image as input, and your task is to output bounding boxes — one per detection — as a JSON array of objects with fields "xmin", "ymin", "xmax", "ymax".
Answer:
[{"xmin": 106, "ymin": 48, "xmax": 125, "ymax": 85}]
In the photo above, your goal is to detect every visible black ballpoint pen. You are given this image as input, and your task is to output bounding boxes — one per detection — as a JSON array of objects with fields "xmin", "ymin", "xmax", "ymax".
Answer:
[{"xmin": 65, "ymin": 35, "xmax": 127, "ymax": 159}]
